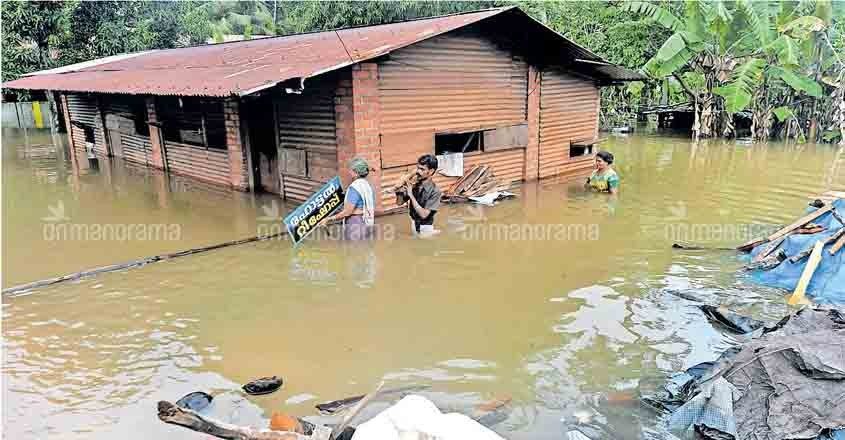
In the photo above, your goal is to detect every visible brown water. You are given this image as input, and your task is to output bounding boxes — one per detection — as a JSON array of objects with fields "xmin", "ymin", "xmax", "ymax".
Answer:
[{"xmin": 3, "ymin": 127, "xmax": 844, "ymax": 440}]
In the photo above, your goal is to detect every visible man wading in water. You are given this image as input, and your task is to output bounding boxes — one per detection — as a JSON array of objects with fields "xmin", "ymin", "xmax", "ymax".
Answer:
[
  {"xmin": 396, "ymin": 154, "xmax": 442, "ymax": 237},
  {"xmin": 586, "ymin": 150, "xmax": 620, "ymax": 195}
]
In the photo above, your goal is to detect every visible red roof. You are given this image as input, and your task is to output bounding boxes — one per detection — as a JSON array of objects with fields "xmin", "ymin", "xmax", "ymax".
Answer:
[{"xmin": 3, "ymin": 7, "xmax": 643, "ymax": 97}]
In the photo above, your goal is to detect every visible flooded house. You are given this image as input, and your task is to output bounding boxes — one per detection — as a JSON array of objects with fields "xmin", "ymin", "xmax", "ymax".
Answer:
[{"xmin": 3, "ymin": 7, "xmax": 642, "ymax": 214}]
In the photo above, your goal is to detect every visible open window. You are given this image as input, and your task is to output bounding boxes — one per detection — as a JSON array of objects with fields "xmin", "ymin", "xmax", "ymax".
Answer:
[
  {"xmin": 159, "ymin": 97, "xmax": 227, "ymax": 149},
  {"xmin": 435, "ymin": 131, "xmax": 482, "ymax": 155},
  {"xmin": 569, "ymin": 138, "xmax": 595, "ymax": 158}
]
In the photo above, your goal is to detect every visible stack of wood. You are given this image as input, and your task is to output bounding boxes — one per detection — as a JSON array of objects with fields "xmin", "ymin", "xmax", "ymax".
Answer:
[
  {"xmin": 737, "ymin": 200, "xmax": 845, "ymax": 305},
  {"xmin": 441, "ymin": 165, "xmax": 511, "ymax": 203}
]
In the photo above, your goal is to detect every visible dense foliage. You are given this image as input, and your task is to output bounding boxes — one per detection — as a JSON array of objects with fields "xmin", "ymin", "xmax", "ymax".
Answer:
[{"xmin": 627, "ymin": 0, "xmax": 844, "ymax": 143}]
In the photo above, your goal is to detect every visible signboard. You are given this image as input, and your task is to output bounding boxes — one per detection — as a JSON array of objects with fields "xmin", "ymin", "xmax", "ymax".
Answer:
[{"xmin": 283, "ymin": 176, "xmax": 344, "ymax": 245}]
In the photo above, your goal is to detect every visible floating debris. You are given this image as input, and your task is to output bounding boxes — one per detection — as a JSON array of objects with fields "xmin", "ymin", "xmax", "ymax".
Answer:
[{"xmin": 242, "ymin": 376, "xmax": 283, "ymax": 396}]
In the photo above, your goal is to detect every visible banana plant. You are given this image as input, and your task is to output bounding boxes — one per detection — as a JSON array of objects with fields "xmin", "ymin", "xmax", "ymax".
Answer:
[
  {"xmin": 627, "ymin": 0, "xmax": 829, "ymax": 141},
  {"xmin": 711, "ymin": 0, "xmax": 827, "ymax": 140},
  {"xmin": 623, "ymin": 0, "xmax": 747, "ymax": 139}
]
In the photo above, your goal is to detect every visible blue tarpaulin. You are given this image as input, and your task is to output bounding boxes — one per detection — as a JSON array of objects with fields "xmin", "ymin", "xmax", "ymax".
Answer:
[{"xmin": 748, "ymin": 199, "xmax": 845, "ymax": 304}]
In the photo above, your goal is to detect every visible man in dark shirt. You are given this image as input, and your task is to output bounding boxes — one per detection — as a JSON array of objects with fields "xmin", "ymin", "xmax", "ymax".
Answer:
[{"xmin": 396, "ymin": 154, "xmax": 442, "ymax": 236}]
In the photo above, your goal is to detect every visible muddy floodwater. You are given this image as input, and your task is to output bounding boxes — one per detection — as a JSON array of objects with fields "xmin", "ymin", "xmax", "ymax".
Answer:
[{"xmin": 3, "ymin": 127, "xmax": 845, "ymax": 439}]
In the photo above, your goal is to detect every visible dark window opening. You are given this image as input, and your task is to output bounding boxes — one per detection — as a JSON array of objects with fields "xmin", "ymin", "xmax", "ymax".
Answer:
[
  {"xmin": 131, "ymin": 100, "xmax": 150, "ymax": 136},
  {"xmin": 83, "ymin": 125, "xmax": 95, "ymax": 143},
  {"xmin": 159, "ymin": 97, "xmax": 227, "ymax": 149},
  {"xmin": 435, "ymin": 132, "xmax": 482, "ymax": 155},
  {"xmin": 569, "ymin": 144, "xmax": 592, "ymax": 158}
]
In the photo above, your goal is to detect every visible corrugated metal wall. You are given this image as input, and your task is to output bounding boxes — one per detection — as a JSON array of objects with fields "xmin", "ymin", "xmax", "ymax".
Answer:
[
  {"xmin": 380, "ymin": 148, "xmax": 525, "ymax": 211},
  {"xmin": 66, "ymin": 94, "xmax": 98, "ymax": 125},
  {"xmin": 65, "ymin": 94, "xmax": 97, "ymax": 157},
  {"xmin": 165, "ymin": 141, "xmax": 230, "ymax": 186},
  {"xmin": 538, "ymin": 68, "xmax": 599, "ymax": 178},
  {"xmin": 282, "ymin": 175, "xmax": 325, "ymax": 203},
  {"xmin": 275, "ymin": 78, "xmax": 338, "ymax": 201},
  {"xmin": 121, "ymin": 134, "xmax": 152, "ymax": 165},
  {"xmin": 101, "ymin": 96, "xmax": 150, "ymax": 162},
  {"xmin": 65, "ymin": 93, "xmax": 109, "ymax": 157},
  {"xmin": 379, "ymin": 30, "xmax": 528, "ymax": 166}
]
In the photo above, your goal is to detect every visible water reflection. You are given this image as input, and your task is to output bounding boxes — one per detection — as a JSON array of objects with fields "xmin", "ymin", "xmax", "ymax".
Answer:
[{"xmin": 3, "ymin": 128, "xmax": 845, "ymax": 440}]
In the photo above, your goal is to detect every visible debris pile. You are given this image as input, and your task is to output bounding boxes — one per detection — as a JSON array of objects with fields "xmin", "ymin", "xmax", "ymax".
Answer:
[
  {"xmin": 158, "ymin": 378, "xmax": 511, "ymax": 440},
  {"xmin": 645, "ymin": 307, "xmax": 845, "ymax": 440},
  {"xmin": 442, "ymin": 165, "xmax": 515, "ymax": 205},
  {"xmin": 738, "ymin": 198, "xmax": 845, "ymax": 304}
]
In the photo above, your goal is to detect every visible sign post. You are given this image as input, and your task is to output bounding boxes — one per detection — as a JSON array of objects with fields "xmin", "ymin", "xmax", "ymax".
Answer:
[{"xmin": 283, "ymin": 176, "xmax": 344, "ymax": 245}]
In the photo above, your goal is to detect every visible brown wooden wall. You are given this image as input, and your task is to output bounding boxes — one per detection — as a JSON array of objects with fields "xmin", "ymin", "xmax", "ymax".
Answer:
[
  {"xmin": 275, "ymin": 77, "xmax": 339, "ymax": 202},
  {"xmin": 378, "ymin": 30, "xmax": 528, "ymax": 168},
  {"xmin": 538, "ymin": 68, "xmax": 599, "ymax": 178}
]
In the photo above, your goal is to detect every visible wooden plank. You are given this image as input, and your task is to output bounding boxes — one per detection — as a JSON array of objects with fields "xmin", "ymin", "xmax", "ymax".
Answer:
[
  {"xmin": 788, "ymin": 240, "xmax": 824, "ymax": 305},
  {"xmin": 789, "ymin": 228, "xmax": 845, "ymax": 263},
  {"xmin": 830, "ymin": 230, "xmax": 845, "ymax": 255},
  {"xmin": 752, "ymin": 236, "xmax": 787, "ymax": 263},
  {"xmin": 822, "ymin": 190, "xmax": 845, "ymax": 199},
  {"xmin": 463, "ymin": 167, "xmax": 492, "ymax": 195},
  {"xmin": 450, "ymin": 165, "xmax": 487, "ymax": 196},
  {"xmin": 737, "ymin": 204, "xmax": 835, "ymax": 251}
]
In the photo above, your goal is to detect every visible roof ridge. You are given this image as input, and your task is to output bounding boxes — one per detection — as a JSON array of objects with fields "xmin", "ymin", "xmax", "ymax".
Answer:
[
  {"xmin": 147, "ymin": 6, "xmax": 511, "ymax": 52},
  {"xmin": 23, "ymin": 7, "xmax": 512, "ymax": 76}
]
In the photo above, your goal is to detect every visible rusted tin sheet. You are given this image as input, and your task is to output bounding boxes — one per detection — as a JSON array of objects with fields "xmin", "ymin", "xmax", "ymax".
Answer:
[
  {"xmin": 275, "ymin": 77, "xmax": 338, "ymax": 196},
  {"xmin": 465, "ymin": 148, "xmax": 525, "ymax": 184},
  {"xmin": 378, "ymin": 31, "xmax": 528, "ymax": 135},
  {"xmin": 165, "ymin": 142, "xmax": 230, "ymax": 186},
  {"xmin": 121, "ymin": 134, "xmax": 153, "ymax": 166},
  {"xmin": 276, "ymin": 78, "xmax": 337, "ymax": 153},
  {"xmin": 283, "ymin": 175, "xmax": 326, "ymax": 203},
  {"xmin": 4, "ymin": 9, "xmax": 506, "ymax": 97},
  {"xmin": 538, "ymin": 68, "xmax": 599, "ymax": 179},
  {"xmin": 66, "ymin": 94, "xmax": 98, "ymax": 126},
  {"xmin": 4, "ymin": 7, "xmax": 643, "ymax": 97}
]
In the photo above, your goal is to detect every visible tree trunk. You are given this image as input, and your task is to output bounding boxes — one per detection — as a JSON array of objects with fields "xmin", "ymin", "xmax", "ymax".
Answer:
[{"xmin": 834, "ymin": 75, "xmax": 845, "ymax": 146}]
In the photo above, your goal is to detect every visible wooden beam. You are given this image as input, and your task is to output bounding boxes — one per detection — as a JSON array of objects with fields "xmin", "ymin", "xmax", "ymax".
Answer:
[
  {"xmin": 830, "ymin": 231, "xmax": 845, "ymax": 255},
  {"xmin": 789, "ymin": 228, "xmax": 845, "ymax": 263},
  {"xmin": 737, "ymin": 204, "xmax": 835, "ymax": 252},
  {"xmin": 752, "ymin": 236, "xmax": 786, "ymax": 263}
]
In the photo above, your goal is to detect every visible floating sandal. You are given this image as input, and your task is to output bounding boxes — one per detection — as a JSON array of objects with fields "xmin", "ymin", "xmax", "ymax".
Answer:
[
  {"xmin": 243, "ymin": 376, "xmax": 283, "ymax": 395},
  {"xmin": 176, "ymin": 391, "xmax": 213, "ymax": 411}
]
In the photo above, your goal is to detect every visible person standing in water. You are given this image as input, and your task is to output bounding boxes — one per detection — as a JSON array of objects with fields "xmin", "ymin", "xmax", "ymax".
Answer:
[
  {"xmin": 586, "ymin": 150, "xmax": 620, "ymax": 195},
  {"xmin": 324, "ymin": 157, "xmax": 375, "ymax": 240},
  {"xmin": 396, "ymin": 154, "xmax": 442, "ymax": 236}
]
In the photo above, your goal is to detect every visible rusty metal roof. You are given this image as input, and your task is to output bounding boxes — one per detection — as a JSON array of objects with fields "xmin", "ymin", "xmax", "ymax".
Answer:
[{"xmin": 3, "ymin": 7, "xmax": 644, "ymax": 97}]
